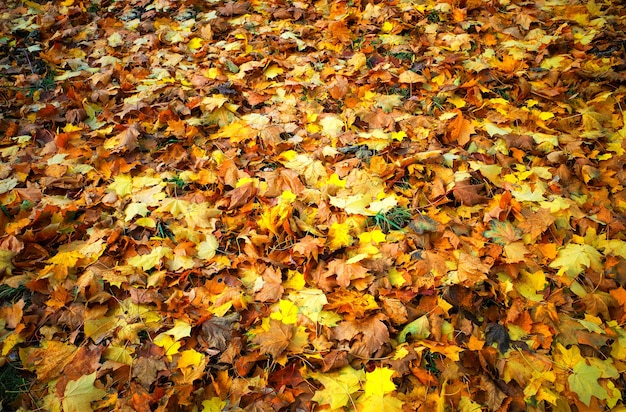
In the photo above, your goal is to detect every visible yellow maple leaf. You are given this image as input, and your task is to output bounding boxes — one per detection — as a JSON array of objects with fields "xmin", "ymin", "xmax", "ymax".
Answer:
[
  {"xmin": 47, "ymin": 250, "xmax": 84, "ymax": 266},
  {"xmin": 356, "ymin": 394, "xmax": 404, "ymax": 412},
  {"xmin": 554, "ymin": 343, "xmax": 584, "ymax": 369},
  {"xmin": 329, "ymin": 194, "xmax": 376, "ymax": 216},
  {"xmin": 84, "ymin": 316, "xmax": 118, "ymax": 343},
  {"xmin": 264, "ymin": 65, "xmax": 283, "ymax": 79},
  {"xmin": 328, "ymin": 221, "xmax": 353, "ymax": 250},
  {"xmin": 270, "ymin": 299, "xmax": 299, "ymax": 324},
  {"xmin": 0, "ymin": 249, "xmax": 17, "ymax": 275},
  {"xmin": 197, "ymin": 235, "xmax": 219, "ymax": 260},
  {"xmin": 184, "ymin": 202, "xmax": 220, "ymax": 228},
  {"xmin": 326, "ymin": 173, "xmax": 347, "ymax": 188},
  {"xmin": 511, "ymin": 184, "xmax": 546, "ymax": 202},
  {"xmin": 311, "ymin": 366, "xmax": 365, "ymax": 410},
  {"xmin": 187, "ymin": 37, "xmax": 204, "ymax": 51},
  {"xmin": 289, "ymin": 288, "xmax": 328, "ymax": 323},
  {"xmin": 568, "ymin": 361, "xmax": 609, "ymax": 406},
  {"xmin": 319, "ymin": 115, "xmax": 344, "ymax": 137},
  {"xmin": 153, "ymin": 334, "xmax": 181, "ymax": 358},
  {"xmin": 258, "ymin": 207, "xmax": 280, "ymax": 235},
  {"xmin": 168, "ymin": 254, "xmax": 195, "ymax": 271},
  {"xmin": 2, "ymin": 330, "xmax": 23, "ymax": 356},
  {"xmin": 107, "ymin": 174, "xmax": 132, "ymax": 197},
  {"xmin": 156, "ymin": 198, "xmax": 188, "ymax": 218},
  {"xmin": 549, "ymin": 243, "xmax": 603, "ymax": 278},
  {"xmin": 359, "ymin": 230, "xmax": 386, "ymax": 245},
  {"xmin": 368, "ymin": 196, "xmax": 397, "ymax": 214},
  {"xmin": 212, "ymin": 121, "xmax": 257, "ymax": 144},
  {"xmin": 201, "ymin": 94, "xmax": 229, "ymax": 111},
  {"xmin": 201, "ymin": 398, "xmax": 226, "ymax": 412},
  {"xmin": 358, "ymin": 229, "xmax": 386, "ymax": 256},
  {"xmin": 62, "ymin": 372, "xmax": 107, "ymax": 412},
  {"xmin": 364, "ymin": 367, "xmax": 396, "ymax": 397},
  {"xmin": 124, "ymin": 202, "xmax": 149, "ymax": 222},
  {"xmin": 283, "ymin": 270, "xmax": 306, "ymax": 290},
  {"xmin": 103, "ymin": 345, "xmax": 133, "ymax": 365},
  {"xmin": 280, "ymin": 151, "xmax": 327, "ymax": 185},
  {"xmin": 178, "ymin": 349, "xmax": 204, "ymax": 369},
  {"xmin": 127, "ymin": 246, "xmax": 172, "ymax": 271},
  {"xmin": 515, "ymin": 270, "xmax": 547, "ymax": 302}
]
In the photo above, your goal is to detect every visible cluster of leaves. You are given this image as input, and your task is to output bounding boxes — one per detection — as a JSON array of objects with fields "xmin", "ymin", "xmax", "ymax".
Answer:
[{"xmin": 0, "ymin": 0, "xmax": 625, "ymax": 411}]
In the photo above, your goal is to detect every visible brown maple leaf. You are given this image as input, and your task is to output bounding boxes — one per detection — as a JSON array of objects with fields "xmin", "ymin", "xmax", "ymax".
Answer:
[
  {"xmin": 380, "ymin": 296, "xmax": 409, "ymax": 325},
  {"xmin": 252, "ymin": 319, "xmax": 293, "ymax": 358},
  {"xmin": 255, "ymin": 266, "xmax": 285, "ymax": 302},
  {"xmin": 218, "ymin": 1, "xmax": 250, "ymax": 16},
  {"xmin": 452, "ymin": 179, "xmax": 487, "ymax": 205},
  {"xmin": 327, "ymin": 259, "xmax": 369, "ymax": 288},
  {"xmin": 55, "ymin": 345, "xmax": 104, "ymax": 397},
  {"xmin": 445, "ymin": 110, "xmax": 474, "ymax": 146},
  {"xmin": 132, "ymin": 356, "xmax": 168, "ymax": 389},
  {"xmin": 22, "ymin": 341, "xmax": 78, "ymax": 383},
  {"xmin": 333, "ymin": 313, "xmax": 389, "ymax": 358},
  {"xmin": 199, "ymin": 313, "xmax": 240, "ymax": 352},
  {"xmin": 292, "ymin": 235, "xmax": 325, "ymax": 261},
  {"xmin": 457, "ymin": 252, "xmax": 491, "ymax": 284},
  {"xmin": 518, "ymin": 207, "xmax": 556, "ymax": 241},
  {"xmin": 228, "ymin": 182, "xmax": 258, "ymax": 209},
  {"xmin": 106, "ymin": 124, "xmax": 141, "ymax": 153}
]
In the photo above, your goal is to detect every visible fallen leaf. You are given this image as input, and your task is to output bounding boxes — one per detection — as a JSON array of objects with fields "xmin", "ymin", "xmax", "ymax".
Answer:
[
  {"xmin": 62, "ymin": 372, "xmax": 107, "ymax": 412},
  {"xmin": 252, "ymin": 319, "xmax": 293, "ymax": 358}
]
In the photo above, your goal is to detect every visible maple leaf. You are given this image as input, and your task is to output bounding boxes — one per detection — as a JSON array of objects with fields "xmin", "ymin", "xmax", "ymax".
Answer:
[
  {"xmin": 21, "ymin": 340, "xmax": 78, "ymax": 382},
  {"xmin": 0, "ymin": 248, "xmax": 17, "ymax": 275},
  {"xmin": 329, "ymin": 194, "xmax": 377, "ymax": 216},
  {"xmin": 328, "ymin": 221, "xmax": 354, "ymax": 250},
  {"xmin": 103, "ymin": 124, "xmax": 140, "ymax": 153},
  {"xmin": 255, "ymin": 265, "xmax": 285, "ymax": 302},
  {"xmin": 453, "ymin": 252, "xmax": 491, "ymax": 285},
  {"xmin": 292, "ymin": 235, "xmax": 324, "ymax": 261},
  {"xmin": 511, "ymin": 184, "xmax": 546, "ymax": 202},
  {"xmin": 0, "ymin": 176, "xmax": 18, "ymax": 195},
  {"xmin": 310, "ymin": 366, "xmax": 364, "ymax": 410},
  {"xmin": 132, "ymin": 357, "xmax": 168, "ymax": 388},
  {"xmin": 398, "ymin": 315, "xmax": 430, "ymax": 343},
  {"xmin": 252, "ymin": 319, "xmax": 293, "ymax": 358},
  {"xmin": 270, "ymin": 299, "xmax": 299, "ymax": 324},
  {"xmin": 153, "ymin": 334, "xmax": 181, "ymax": 358},
  {"xmin": 217, "ymin": 1, "xmax": 250, "ymax": 16},
  {"xmin": 452, "ymin": 179, "xmax": 486, "ymax": 205},
  {"xmin": 197, "ymin": 235, "xmax": 219, "ymax": 260},
  {"xmin": 108, "ymin": 174, "xmax": 133, "ymax": 197},
  {"xmin": 445, "ymin": 110, "xmax": 474, "ymax": 146},
  {"xmin": 127, "ymin": 246, "xmax": 172, "ymax": 271},
  {"xmin": 549, "ymin": 243, "xmax": 603, "ymax": 278},
  {"xmin": 280, "ymin": 151, "xmax": 327, "ymax": 185},
  {"xmin": 327, "ymin": 259, "xmax": 370, "ymax": 288},
  {"xmin": 62, "ymin": 372, "xmax": 107, "ymax": 412},
  {"xmin": 325, "ymin": 289, "xmax": 378, "ymax": 318},
  {"xmin": 199, "ymin": 313, "xmax": 238, "ymax": 352},
  {"xmin": 483, "ymin": 220, "xmax": 521, "ymax": 245},
  {"xmin": 201, "ymin": 398, "xmax": 227, "ymax": 412},
  {"xmin": 124, "ymin": 202, "xmax": 149, "ymax": 222},
  {"xmin": 363, "ymin": 367, "xmax": 396, "ymax": 397},
  {"xmin": 177, "ymin": 349, "xmax": 208, "ymax": 383},
  {"xmin": 518, "ymin": 207, "xmax": 556, "ymax": 241},
  {"xmin": 289, "ymin": 288, "xmax": 329, "ymax": 324},
  {"xmin": 333, "ymin": 313, "xmax": 389, "ymax": 358},
  {"xmin": 356, "ymin": 394, "xmax": 404, "ymax": 412},
  {"xmin": 568, "ymin": 360, "xmax": 608, "ymax": 406}
]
